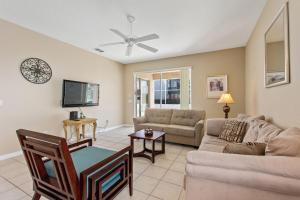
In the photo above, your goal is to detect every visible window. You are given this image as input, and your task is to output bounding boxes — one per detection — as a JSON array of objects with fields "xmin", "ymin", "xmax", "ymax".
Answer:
[{"xmin": 154, "ymin": 79, "xmax": 180, "ymax": 105}]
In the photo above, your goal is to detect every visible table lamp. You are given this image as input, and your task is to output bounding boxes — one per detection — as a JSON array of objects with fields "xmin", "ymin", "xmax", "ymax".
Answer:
[{"xmin": 217, "ymin": 93, "xmax": 234, "ymax": 118}]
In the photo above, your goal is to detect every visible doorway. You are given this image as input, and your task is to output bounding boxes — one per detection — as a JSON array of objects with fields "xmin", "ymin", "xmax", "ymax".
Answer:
[
  {"xmin": 136, "ymin": 78, "xmax": 150, "ymax": 117},
  {"xmin": 134, "ymin": 67, "xmax": 191, "ymax": 117}
]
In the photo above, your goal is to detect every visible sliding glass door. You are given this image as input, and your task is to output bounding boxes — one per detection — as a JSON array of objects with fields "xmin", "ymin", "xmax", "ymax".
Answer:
[
  {"xmin": 136, "ymin": 78, "xmax": 150, "ymax": 117},
  {"xmin": 135, "ymin": 68, "xmax": 191, "ymax": 117}
]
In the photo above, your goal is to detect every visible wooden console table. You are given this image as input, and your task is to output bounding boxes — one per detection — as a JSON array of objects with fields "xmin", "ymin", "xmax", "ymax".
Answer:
[{"xmin": 63, "ymin": 118, "xmax": 97, "ymax": 142}]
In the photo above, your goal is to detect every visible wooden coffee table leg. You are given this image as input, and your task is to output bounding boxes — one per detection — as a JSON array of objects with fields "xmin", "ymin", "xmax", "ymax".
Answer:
[
  {"xmin": 152, "ymin": 140, "xmax": 155, "ymax": 163},
  {"xmin": 131, "ymin": 137, "xmax": 134, "ymax": 153},
  {"xmin": 162, "ymin": 135, "xmax": 165, "ymax": 153}
]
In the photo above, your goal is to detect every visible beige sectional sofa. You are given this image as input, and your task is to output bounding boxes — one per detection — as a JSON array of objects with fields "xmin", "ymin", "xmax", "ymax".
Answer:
[
  {"xmin": 185, "ymin": 115, "xmax": 300, "ymax": 200},
  {"xmin": 133, "ymin": 108, "xmax": 206, "ymax": 147}
]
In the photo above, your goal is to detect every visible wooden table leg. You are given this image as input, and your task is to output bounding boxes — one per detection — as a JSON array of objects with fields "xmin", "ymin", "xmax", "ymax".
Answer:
[
  {"xmin": 63, "ymin": 125, "xmax": 68, "ymax": 140},
  {"xmin": 82, "ymin": 124, "xmax": 85, "ymax": 139},
  {"xmin": 32, "ymin": 192, "xmax": 41, "ymax": 200},
  {"xmin": 152, "ymin": 140, "xmax": 155, "ymax": 163},
  {"xmin": 143, "ymin": 139, "xmax": 146, "ymax": 150},
  {"xmin": 130, "ymin": 137, "xmax": 134, "ymax": 154},
  {"xmin": 129, "ymin": 141, "xmax": 133, "ymax": 196},
  {"xmin": 93, "ymin": 122, "xmax": 97, "ymax": 141},
  {"xmin": 162, "ymin": 135, "xmax": 165, "ymax": 153},
  {"xmin": 75, "ymin": 125, "xmax": 80, "ymax": 142}
]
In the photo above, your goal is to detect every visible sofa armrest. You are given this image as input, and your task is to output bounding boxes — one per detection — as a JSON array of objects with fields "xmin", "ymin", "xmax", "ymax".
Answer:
[
  {"xmin": 194, "ymin": 120, "xmax": 205, "ymax": 146},
  {"xmin": 206, "ymin": 118, "xmax": 229, "ymax": 136},
  {"xmin": 133, "ymin": 116, "xmax": 147, "ymax": 125},
  {"xmin": 186, "ymin": 151, "xmax": 300, "ymax": 195},
  {"xmin": 195, "ymin": 120, "xmax": 204, "ymax": 129}
]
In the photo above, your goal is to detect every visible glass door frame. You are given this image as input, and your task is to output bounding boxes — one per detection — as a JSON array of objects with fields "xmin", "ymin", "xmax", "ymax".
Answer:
[
  {"xmin": 133, "ymin": 66, "xmax": 192, "ymax": 118},
  {"xmin": 136, "ymin": 78, "xmax": 150, "ymax": 117}
]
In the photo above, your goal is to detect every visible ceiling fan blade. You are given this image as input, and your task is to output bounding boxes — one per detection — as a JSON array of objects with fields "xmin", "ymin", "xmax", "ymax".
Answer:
[
  {"xmin": 98, "ymin": 42, "xmax": 125, "ymax": 47},
  {"xmin": 135, "ymin": 34, "xmax": 159, "ymax": 43},
  {"xmin": 126, "ymin": 45, "xmax": 133, "ymax": 56},
  {"xmin": 110, "ymin": 29, "xmax": 128, "ymax": 40},
  {"xmin": 136, "ymin": 43, "xmax": 158, "ymax": 53}
]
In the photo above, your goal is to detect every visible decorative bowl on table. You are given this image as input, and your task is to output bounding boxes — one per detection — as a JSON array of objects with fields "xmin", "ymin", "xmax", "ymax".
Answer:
[{"xmin": 145, "ymin": 128, "xmax": 153, "ymax": 137}]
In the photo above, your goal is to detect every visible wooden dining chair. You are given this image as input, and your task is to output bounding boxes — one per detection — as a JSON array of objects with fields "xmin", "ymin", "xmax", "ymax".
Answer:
[{"xmin": 16, "ymin": 129, "xmax": 133, "ymax": 200}]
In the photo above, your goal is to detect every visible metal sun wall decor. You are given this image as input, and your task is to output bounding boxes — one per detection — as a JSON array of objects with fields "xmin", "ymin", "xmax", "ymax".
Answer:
[{"xmin": 20, "ymin": 58, "xmax": 52, "ymax": 84}]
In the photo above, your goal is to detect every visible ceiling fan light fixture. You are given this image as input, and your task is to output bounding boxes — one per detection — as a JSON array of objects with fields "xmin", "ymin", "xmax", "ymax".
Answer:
[
  {"xmin": 97, "ymin": 15, "xmax": 159, "ymax": 56},
  {"xmin": 127, "ymin": 15, "xmax": 136, "ymax": 23}
]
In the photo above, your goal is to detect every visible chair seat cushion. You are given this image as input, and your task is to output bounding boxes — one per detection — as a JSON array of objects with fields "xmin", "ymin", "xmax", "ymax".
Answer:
[{"xmin": 45, "ymin": 146, "xmax": 122, "ymax": 193}]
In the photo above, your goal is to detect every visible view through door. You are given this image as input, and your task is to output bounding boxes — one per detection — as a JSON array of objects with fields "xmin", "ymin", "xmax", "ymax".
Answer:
[{"xmin": 135, "ymin": 68, "xmax": 191, "ymax": 117}]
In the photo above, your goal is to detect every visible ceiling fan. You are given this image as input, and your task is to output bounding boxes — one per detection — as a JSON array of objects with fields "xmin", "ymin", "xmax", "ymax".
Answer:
[{"xmin": 96, "ymin": 15, "xmax": 159, "ymax": 56}]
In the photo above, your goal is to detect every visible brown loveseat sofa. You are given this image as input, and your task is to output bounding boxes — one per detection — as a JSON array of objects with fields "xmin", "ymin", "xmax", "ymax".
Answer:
[{"xmin": 133, "ymin": 108, "xmax": 206, "ymax": 147}]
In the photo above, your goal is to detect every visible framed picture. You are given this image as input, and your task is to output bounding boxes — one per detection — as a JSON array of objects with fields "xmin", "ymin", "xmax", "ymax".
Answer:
[{"xmin": 207, "ymin": 75, "xmax": 227, "ymax": 98}]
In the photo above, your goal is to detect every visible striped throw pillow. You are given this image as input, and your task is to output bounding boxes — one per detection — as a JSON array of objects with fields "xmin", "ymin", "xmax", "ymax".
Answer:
[{"xmin": 219, "ymin": 120, "xmax": 248, "ymax": 143}]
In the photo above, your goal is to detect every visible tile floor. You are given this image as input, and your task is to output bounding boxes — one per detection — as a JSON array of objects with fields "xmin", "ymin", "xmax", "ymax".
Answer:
[{"xmin": 0, "ymin": 126, "xmax": 194, "ymax": 200}]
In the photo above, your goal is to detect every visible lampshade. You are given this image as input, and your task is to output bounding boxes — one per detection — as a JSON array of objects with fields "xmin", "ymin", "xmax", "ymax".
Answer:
[
  {"xmin": 0, "ymin": 100, "xmax": 3, "ymax": 107},
  {"xmin": 217, "ymin": 93, "xmax": 234, "ymax": 104}
]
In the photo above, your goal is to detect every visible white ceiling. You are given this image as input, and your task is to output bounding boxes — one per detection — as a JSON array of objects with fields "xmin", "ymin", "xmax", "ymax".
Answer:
[{"xmin": 0, "ymin": 0, "xmax": 267, "ymax": 64}]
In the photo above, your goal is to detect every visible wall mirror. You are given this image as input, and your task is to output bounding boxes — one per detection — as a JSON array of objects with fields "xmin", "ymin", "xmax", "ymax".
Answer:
[{"xmin": 265, "ymin": 2, "xmax": 290, "ymax": 88}]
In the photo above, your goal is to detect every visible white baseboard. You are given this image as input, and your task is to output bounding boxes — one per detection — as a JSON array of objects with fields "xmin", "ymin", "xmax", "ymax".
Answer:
[
  {"xmin": 97, "ymin": 124, "xmax": 131, "ymax": 133},
  {"xmin": 0, "ymin": 124, "xmax": 132, "ymax": 161},
  {"xmin": 0, "ymin": 150, "xmax": 22, "ymax": 161}
]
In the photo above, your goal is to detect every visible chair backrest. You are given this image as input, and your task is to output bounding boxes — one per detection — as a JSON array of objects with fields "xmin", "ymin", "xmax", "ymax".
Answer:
[{"xmin": 16, "ymin": 129, "xmax": 80, "ymax": 200}]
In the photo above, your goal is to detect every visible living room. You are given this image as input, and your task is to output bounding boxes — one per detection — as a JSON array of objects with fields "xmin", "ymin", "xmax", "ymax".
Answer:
[{"xmin": 0, "ymin": 0, "xmax": 300, "ymax": 200}]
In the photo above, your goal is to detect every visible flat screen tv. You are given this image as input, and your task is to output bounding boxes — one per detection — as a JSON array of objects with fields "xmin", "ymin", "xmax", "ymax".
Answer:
[{"xmin": 62, "ymin": 80, "xmax": 99, "ymax": 107}]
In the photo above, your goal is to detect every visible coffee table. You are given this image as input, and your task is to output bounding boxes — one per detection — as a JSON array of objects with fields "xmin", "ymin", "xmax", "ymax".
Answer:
[{"xmin": 128, "ymin": 130, "xmax": 165, "ymax": 163}]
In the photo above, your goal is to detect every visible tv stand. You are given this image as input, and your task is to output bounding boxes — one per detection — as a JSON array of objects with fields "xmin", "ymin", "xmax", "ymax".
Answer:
[{"xmin": 63, "ymin": 118, "xmax": 97, "ymax": 142}]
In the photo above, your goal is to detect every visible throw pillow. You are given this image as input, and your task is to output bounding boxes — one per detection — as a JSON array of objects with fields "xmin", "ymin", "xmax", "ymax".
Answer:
[
  {"xmin": 243, "ymin": 119, "xmax": 265, "ymax": 143},
  {"xmin": 219, "ymin": 120, "xmax": 247, "ymax": 143},
  {"xmin": 223, "ymin": 142, "xmax": 266, "ymax": 155},
  {"xmin": 266, "ymin": 127, "xmax": 300, "ymax": 157},
  {"xmin": 237, "ymin": 114, "xmax": 265, "ymax": 143},
  {"xmin": 256, "ymin": 121, "xmax": 282, "ymax": 143}
]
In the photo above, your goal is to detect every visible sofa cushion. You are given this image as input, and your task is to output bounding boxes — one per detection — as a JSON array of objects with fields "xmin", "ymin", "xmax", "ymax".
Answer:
[
  {"xmin": 223, "ymin": 142, "xmax": 266, "ymax": 155},
  {"xmin": 206, "ymin": 118, "xmax": 226, "ymax": 137},
  {"xmin": 137, "ymin": 123, "xmax": 166, "ymax": 131},
  {"xmin": 165, "ymin": 124, "xmax": 195, "ymax": 137},
  {"xmin": 266, "ymin": 127, "xmax": 300, "ymax": 157},
  {"xmin": 170, "ymin": 109, "xmax": 205, "ymax": 127},
  {"xmin": 219, "ymin": 120, "xmax": 247, "ymax": 143},
  {"xmin": 198, "ymin": 135, "xmax": 229, "ymax": 152},
  {"xmin": 145, "ymin": 108, "xmax": 173, "ymax": 124}
]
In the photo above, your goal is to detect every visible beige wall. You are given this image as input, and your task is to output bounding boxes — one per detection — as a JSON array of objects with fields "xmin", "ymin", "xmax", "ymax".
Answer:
[
  {"xmin": 124, "ymin": 47, "xmax": 245, "ymax": 124},
  {"xmin": 245, "ymin": 0, "xmax": 300, "ymax": 128},
  {"xmin": 0, "ymin": 19, "xmax": 124, "ymax": 155}
]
